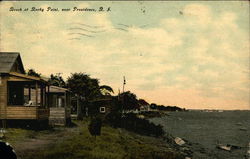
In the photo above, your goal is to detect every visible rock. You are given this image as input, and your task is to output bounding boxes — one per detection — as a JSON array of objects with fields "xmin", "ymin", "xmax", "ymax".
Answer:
[
  {"xmin": 236, "ymin": 122, "xmax": 243, "ymax": 126},
  {"xmin": 246, "ymin": 142, "xmax": 250, "ymax": 158},
  {"xmin": 239, "ymin": 128, "xmax": 247, "ymax": 131},
  {"xmin": 175, "ymin": 137, "xmax": 185, "ymax": 146},
  {"xmin": 216, "ymin": 144, "xmax": 242, "ymax": 151},
  {"xmin": 181, "ymin": 147, "xmax": 193, "ymax": 156},
  {"xmin": 217, "ymin": 145, "xmax": 231, "ymax": 151},
  {"xmin": 230, "ymin": 144, "xmax": 242, "ymax": 150},
  {"xmin": 247, "ymin": 150, "xmax": 250, "ymax": 158}
]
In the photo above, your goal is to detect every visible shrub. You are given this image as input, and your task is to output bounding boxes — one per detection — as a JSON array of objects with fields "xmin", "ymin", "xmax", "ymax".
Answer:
[
  {"xmin": 105, "ymin": 113, "xmax": 164, "ymax": 137},
  {"xmin": 105, "ymin": 112, "xmax": 122, "ymax": 128},
  {"xmin": 88, "ymin": 117, "xmax": 102, "ymax": 137}
]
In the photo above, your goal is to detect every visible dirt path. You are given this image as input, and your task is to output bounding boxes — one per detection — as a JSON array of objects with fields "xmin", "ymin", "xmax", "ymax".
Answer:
[{"xmin": 12, "ymin": 126, "xmax": 80, "ymax": 157}]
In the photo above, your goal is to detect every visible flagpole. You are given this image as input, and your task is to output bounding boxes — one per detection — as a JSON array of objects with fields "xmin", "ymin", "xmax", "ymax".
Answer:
[
  {"xmin": 123, "ymin": 76, "xmax": 126, "ymax": 93},
  {"xmin": 122, "ymin": 76, "xmax": 126, "ymax": 115}
]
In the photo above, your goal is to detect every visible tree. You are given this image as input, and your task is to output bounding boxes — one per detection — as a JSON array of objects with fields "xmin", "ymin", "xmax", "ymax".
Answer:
[
  {"xmin": 120, "ymin": 91, "xmax": 139, "ymax": 110},
  {"xmin": 99, "ymin": 85, "xmax": 114, "ymax": 95},
  {"xmin": 67, "ymin": 73, "xmax": 114, "ymax": 118},
  {"xmin": 67, "ymin": 73, "xmax": 100, "ymax": 119},
  {"xmin": 138, "ymin": 99, "xmax": 149, "ymax": 106},
  {"xmin": 27, "ymin": 69, "xmax": 41, "ymax": 77},
  {"xmin": 150, "ymin": 103, "xmax": 157, "ymax": 109},
  {"xmin": 67, "ymin": 73, "xmax": 114, "ymax": 100},
  {"xmin": 67, "ymin": 73, "xmax": 100, "ymax": 99},
  {"xmin": 48, "ymin": 73, "xmax": 66, "ymax": 87}
]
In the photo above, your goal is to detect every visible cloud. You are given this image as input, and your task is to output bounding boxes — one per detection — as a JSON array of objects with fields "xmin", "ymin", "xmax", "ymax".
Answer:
[{"xmin": 0, "ymin": 2, "xmax": 249, "ymax": 109}]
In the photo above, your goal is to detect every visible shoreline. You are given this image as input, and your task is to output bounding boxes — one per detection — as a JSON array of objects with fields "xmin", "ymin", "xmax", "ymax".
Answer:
[{"xmin": 150, "ymin": 111, "xmax": 250, "ymax": 159}]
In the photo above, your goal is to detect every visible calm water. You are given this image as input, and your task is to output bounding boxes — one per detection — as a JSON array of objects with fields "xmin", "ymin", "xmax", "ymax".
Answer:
[{"xmin": 150, "ymin": 110, "xmax": 250, "ymax": 159}]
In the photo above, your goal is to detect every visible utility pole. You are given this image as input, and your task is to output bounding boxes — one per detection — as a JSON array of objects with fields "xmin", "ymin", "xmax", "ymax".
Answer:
[
  {"xmin": 122, "ymin": 76, "xmax": 126, "ymax": 115},
  {"xmin": 123, "ymin": 76, "xmax": 126, "ymax": 93}
]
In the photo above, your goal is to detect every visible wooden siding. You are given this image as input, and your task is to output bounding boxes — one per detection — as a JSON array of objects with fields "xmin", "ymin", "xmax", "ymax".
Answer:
[
  {"xmin": 11, "ymin": 60, "xmax": 24, "ymax": 74},
  {"xmin": 48, "ymin": 91, "xmax": 71, "ymax": 126},
  {"xmin": 4, "ymin": 106, "xmax": 37, "ymax": 119},
  {"xmin": 0, "ymin": 106, "xmax": 49, "ymax": 120},
  {"xmin": 49, "ymin": 108, "xmax": 66, "ymax": 126},
  {"xmin": 0, "ymin": 76, "xmax": 7, "ymax": 119},
  {"xmin": 37, "ymin": 108, "xmax": 49, "ymax": 120}
]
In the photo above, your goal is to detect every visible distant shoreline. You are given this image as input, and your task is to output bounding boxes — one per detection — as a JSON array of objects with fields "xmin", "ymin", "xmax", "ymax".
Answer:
[{"xmin": 188, "ymin": 109, "xmax": 250, "ymax": 112}]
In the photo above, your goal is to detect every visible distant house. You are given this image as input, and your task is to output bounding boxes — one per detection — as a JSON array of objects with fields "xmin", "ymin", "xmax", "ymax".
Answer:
[
  {"xmin": 89, "ymin": 96, "xmax": 113, "ymax": 116},
  {"xmin": 0, "ymin": 52, "xmax": 50, "ymax": 128},
  {"xmin": 47, "ymin": 86, "xmax": 71, "ymax": 126}
]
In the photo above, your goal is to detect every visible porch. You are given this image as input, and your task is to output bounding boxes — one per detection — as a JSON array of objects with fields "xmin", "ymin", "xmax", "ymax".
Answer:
[
  {"xmin": 47, "ymin": 86, "xmax": 71, "ymax": 126},
  {"xmin": 3, "ymin": 106, "xmax": 49, "ymax": 120},
  {"xmin": 0, "ymin": 72, "xmax": 50, "ymax": 121}
]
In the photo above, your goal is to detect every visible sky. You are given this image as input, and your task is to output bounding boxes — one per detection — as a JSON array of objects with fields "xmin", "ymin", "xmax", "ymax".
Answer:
[{"xmin": 0, "ymin": 1, "xmax": 249, "ymax": 110}]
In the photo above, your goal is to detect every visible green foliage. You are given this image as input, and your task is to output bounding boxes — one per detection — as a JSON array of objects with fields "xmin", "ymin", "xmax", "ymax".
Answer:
[
  {"xmin": 150, "ymin": 103, "xmax": 185, "ymax": 111},
  {"xmin": 48, "ymin": 73, "xmax": 66, "ymax": 87},
  {"xmin": 105, "ymin": 112, "xmax": 165, "ymax": 137},
  {"xmin": 105, "ymin": 112, "xmax": 122, "ymax": 128},
  {"xmin": 120, "ymin": 91, "xmax": 140, "ymax": 110},
  {"xmin": 150, "ymin": 103, "xmax": 157, "ymax": 109},
  {"xmin": 88, "ymin": 117, "xmax": 102, "ymax": 137},
  {"xmin": 26, "ymin": 69, "xmax": 41, "ymax": 77},
  {"xmin": 138, "ymin": 99, "xmax": 149, "ymax": 105},
  {"xmin": 67, "ymin": 73, "xmax": 115, "ymax": 117},
  {"xmin": 99, "ymin": 85, "xmax": 114, "ymax": 95},
  {"xmin": 67, "ymin": 73, "xmax": 101, "ymax": 99}
]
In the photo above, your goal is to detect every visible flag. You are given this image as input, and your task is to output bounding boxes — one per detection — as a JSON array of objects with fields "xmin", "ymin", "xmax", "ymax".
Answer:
[{"xmin": 123, "ymin": 76, "xmax": 126, "ymax": 85}]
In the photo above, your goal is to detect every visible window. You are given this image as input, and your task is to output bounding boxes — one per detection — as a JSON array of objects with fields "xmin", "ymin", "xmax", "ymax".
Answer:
[
  {"xmin": 99, "ymin": 107, "xmax": 106, "ymax": 113},
  {"xmin": 8, "ymin": 82, "xmax": 24, "ymax": 105},
  {"xmin": 7, "ymin": 82, "xmax": 43, "ymax": 107}
]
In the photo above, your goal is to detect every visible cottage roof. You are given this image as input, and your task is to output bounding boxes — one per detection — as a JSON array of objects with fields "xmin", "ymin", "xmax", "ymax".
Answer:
[
  {"xmin": 49, "ymin": 86, "xmax": 69, "ymax": 93},
  {"xmin": 0, "ymin": 52, "xmax": 25, "ymax": 74}
]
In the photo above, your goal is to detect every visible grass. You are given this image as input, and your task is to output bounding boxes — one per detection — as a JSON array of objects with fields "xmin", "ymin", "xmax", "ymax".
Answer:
[
  {"xmin": 2, "ymin": 126, "xmax": 60, "ymax": 144},
  {"xmin": 3, "ymin": 128, "xmax": 39, "ymax": 143},
  {"xmin": 2, "ymin": 120, "xmax": 185, "ymax": 159}
]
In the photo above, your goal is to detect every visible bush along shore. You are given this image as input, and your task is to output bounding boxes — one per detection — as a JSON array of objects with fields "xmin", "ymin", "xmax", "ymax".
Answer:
[
  {"xmin": 104, "ymin": 111, "xmax": 196, "ymax": 158},
  {"xmin": 105, "ymin": 112, "xmax": 165, "ymax": 137}
]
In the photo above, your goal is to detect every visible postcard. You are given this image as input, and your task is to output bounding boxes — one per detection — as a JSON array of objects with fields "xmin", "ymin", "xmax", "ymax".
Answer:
[{"xmin": 0, "ymin": 1, "xmax": 249, "ymax": 159}]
